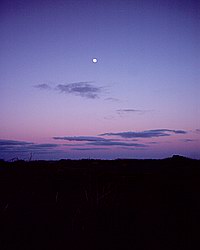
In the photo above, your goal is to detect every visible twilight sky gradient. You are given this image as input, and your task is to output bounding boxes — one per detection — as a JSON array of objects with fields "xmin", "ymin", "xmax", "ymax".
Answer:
[{"xmin": 0, "ymin": 0, "xmax": 200, "ymax": 160}]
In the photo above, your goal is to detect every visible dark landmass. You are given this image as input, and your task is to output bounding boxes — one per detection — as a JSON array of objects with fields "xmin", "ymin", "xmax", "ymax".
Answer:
[{"xmin": 0, "ymin": 156, "xmax": 200, "ymax": 250}]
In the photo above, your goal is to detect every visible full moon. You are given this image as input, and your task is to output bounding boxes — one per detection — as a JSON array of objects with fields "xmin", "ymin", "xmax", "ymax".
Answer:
[{"xmin": 92, "ymin": 58, "xmax": 98, "ymax": 63}]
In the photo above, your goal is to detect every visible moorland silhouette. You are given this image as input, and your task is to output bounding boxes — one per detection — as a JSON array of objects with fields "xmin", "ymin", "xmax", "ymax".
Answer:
[{"xmin": 0, "ymin": 156, "xmax": 199, "ymax": 250}]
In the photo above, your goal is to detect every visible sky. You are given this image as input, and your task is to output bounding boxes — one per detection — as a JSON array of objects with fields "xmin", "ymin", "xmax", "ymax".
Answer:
[{"xmin": 0, "ymin": 0, "xmax": 200, "ymax": 160}]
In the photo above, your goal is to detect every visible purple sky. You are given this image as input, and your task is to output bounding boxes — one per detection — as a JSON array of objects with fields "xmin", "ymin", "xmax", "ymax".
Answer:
[{"xmin": 0, "ymin": 0, "xmax": 200, "ymax": 160}]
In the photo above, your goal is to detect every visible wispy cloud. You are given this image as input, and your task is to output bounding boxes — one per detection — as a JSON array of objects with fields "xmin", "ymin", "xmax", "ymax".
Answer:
[
  {"xmin": 116, "ymin": 109, "xmax": 151, "ymax": 115},
  {"xmin": 104, "ymin": 97, "xmax": 120, "ymax": 102},
  {"xmin": 26, "ymin": 143, "xmax": 59, "ymax": 149},
  {"xmin": 53, "ymin": 135, "xmax": 146, "ymax": 148},
  {"xmin": 147, "ymin": 141, "xmax": 158, "ymax": 144},
  {"xmin": 100, "ymin": 129, "xmax": 187, "ymax": 138},
  {"xmin": 0, "ymin": 139, "xmax": 60, "ymax": 156},
  {"xmin": 0, "ymin": 145, "xmax": 27, "ymax": 152},
  {"xmin": 34, "ymin": 83, "xmax": 52, "ymax": 90},
  {"xmin": 103, "ymin": 115, "xmax": 115, "ymax": 120},
  {"xmin": 56, "ymin": 82, "xmax": 102, "ymax": 99},
  {"xmin": 87, "ymin": 141, "xmax": 147, "ymax": 147},
  {"xmin": 180, "ymin": 139, "xmax": 195, "ymax": 143},
  {"xmin": 53, "ymin": 136, "xmax": 109, "ymax": 142},
  {"xmin": 71, "ymin": 147, "xmax": 108, "ymax": 151},
  {"xmin": 34, "ymin": 81, "xmax": 107, "ymax": 99},
  {"xmin": 0, "ymin": 139, "xmax": 33, "ymax": 146}
]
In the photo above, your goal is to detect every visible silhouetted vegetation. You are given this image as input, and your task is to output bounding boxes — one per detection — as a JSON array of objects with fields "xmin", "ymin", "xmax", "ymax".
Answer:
[{"xmin": 0, "ymin": 156, "xmax": 199, "ymax": 249}]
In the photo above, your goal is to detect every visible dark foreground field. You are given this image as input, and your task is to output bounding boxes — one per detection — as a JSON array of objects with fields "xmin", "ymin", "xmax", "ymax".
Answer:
[{"xmin": 0, "ymin": 156, "xmax": 200, "ymax": 250}]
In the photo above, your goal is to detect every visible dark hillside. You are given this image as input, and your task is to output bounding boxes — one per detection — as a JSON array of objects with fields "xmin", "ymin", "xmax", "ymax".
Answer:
[{"xmin": 0, "ymin": 157, "xmax": 199, "ymax": 250}]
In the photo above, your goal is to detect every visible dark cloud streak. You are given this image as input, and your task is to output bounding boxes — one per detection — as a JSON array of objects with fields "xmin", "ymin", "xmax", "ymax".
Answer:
[
  {"xmin": 34, "ymin": 84, "xmax": 51, "ymax": 90},
  {"xmin": 34, "ymin": 81, "xmax": 104, "ymax": 99},
  {"xmin": 0, "ymin": 140, "xmax": 60, "ymax": 156},
  {"xmin": 71, "ymin": 148, "xmax": 108, "ymax": 151},
  {"xmin": 53, "ymin": 136, "xmax": 108, "ymax": 142},
  {"xmin": 26, "ymin": 143, "xmax": 59, "ymax": 149},
  {"xmin": 181, "ymin": 139, "xmax": 195, "ymax": 142},
  {"xmin": 56, "ymin": 82, "xmax": 102, "ymax": 99},
  {"xmin": 53, "ymin": 136, "xmax": 147, "ymax": 148},
  {"xmin": 0, "ymin": 139, "xmax": 33, "ymax": 146},
  {"xmin": 100, "ymin": 129, "xmax": 187, "ymax": 138},
  {"xmin": 116, "ymin": 109, "xmax": 151, "ymax": 115},
  {"xmin": 87, "ymin": 141, "xmax": 147, "ymax": 147}
]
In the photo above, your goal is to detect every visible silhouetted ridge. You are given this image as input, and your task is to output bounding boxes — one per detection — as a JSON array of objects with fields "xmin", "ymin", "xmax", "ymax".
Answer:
[{"xmin": 171, "ymin": 154, "xmax": 192, "ymax": 160}]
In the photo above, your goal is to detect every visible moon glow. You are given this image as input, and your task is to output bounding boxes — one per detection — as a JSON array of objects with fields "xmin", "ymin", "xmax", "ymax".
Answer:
[{"xmin": 92, "ymin": 58, "xmax": 98, "ymax": 63}]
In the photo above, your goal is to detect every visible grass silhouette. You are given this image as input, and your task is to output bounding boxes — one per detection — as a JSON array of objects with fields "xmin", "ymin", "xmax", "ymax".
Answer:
[{"xmin": 0, "ymin": 156, "xmax": 199, "ymax": 250}]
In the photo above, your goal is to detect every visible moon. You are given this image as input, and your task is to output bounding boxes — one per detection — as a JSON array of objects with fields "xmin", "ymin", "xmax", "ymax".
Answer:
[{"xmin": 92, "ymin": 58, "xmax": 98, "ymax": 63}]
